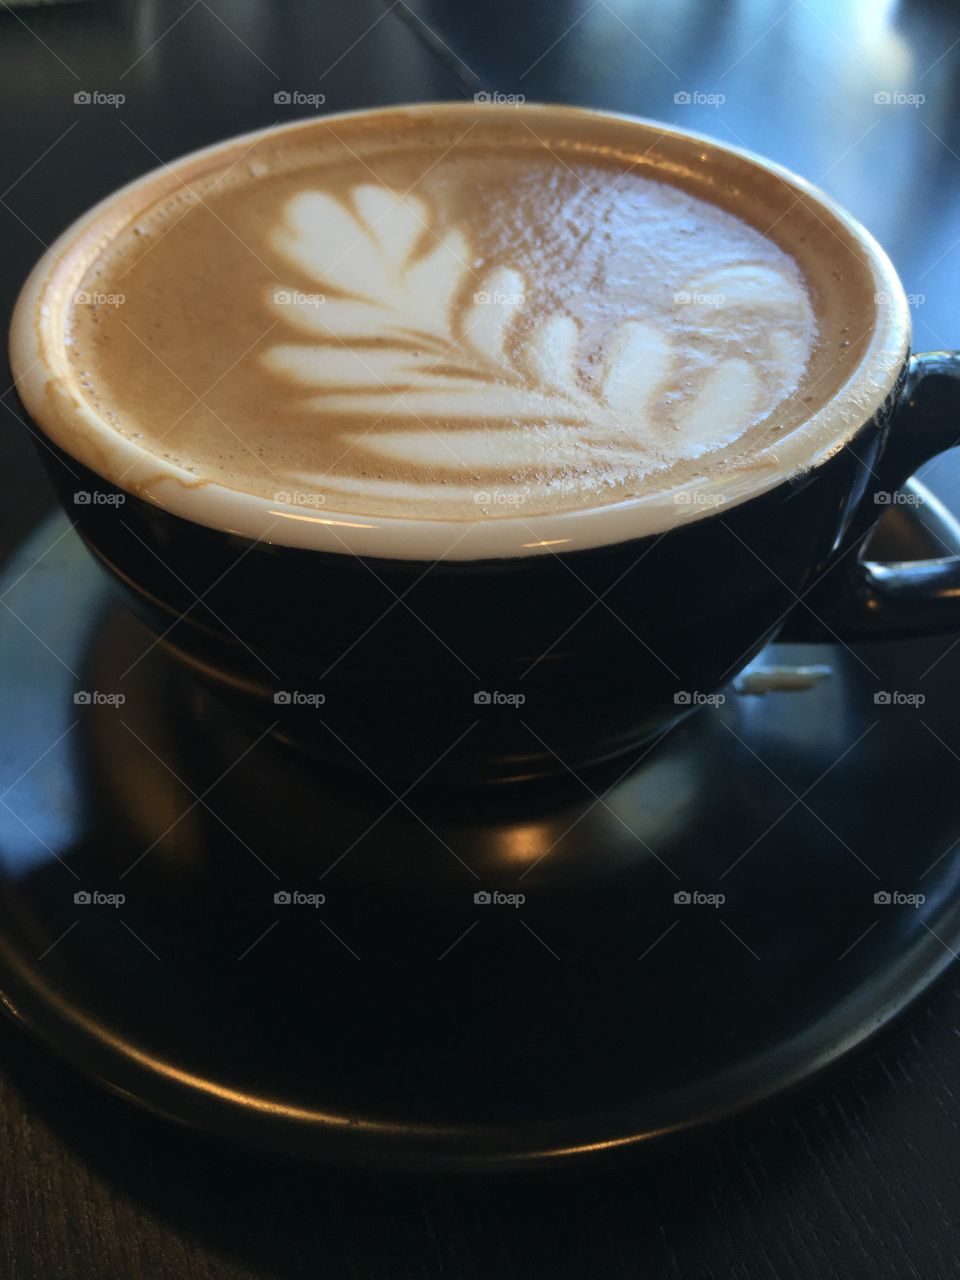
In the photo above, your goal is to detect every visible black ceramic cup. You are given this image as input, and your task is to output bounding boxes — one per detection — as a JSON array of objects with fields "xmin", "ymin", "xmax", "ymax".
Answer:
[{"xmin": 9, "ymin": 105, "xmax": 960, "ymax": 785}]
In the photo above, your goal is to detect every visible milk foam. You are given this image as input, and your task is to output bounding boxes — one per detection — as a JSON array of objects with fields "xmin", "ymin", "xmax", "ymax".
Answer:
[{"xmin": 66, "ymin": 123, "xmax": 822, "ymax": 521}]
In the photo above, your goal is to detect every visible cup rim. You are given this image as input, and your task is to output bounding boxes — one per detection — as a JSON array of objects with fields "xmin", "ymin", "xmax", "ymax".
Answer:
[{"xmin": 9, "ymin": 101, "xmax": 910, "ymax": 561}]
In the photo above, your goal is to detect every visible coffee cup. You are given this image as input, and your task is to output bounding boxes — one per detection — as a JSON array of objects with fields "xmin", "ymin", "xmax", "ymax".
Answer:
[{"xmin": 9, "ymin": 103, "xmax": 960, "ymax": 785}]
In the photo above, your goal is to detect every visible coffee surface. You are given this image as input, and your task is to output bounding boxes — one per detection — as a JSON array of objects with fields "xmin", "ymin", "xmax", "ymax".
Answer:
[{"xmin": 68, "ymin": 113, "xmax": 845, "ymax": 520}]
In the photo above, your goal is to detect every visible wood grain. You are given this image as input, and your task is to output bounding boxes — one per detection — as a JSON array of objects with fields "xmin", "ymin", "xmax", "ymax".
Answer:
[{"xmin": 0, "ymin": 985, "xmax": 958, "ymax": 1278}]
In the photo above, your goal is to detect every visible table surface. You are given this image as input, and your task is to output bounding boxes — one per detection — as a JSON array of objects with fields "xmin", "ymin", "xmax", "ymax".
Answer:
[{"xmin": 2, "ymin": 1, "xmax": 960, "ymax": 1276}]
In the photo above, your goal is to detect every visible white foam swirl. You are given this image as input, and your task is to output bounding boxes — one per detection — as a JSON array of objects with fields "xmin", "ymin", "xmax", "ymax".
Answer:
[{"xmin": 263, "ymin": 183, "xmax": 816, "ymax": 510}]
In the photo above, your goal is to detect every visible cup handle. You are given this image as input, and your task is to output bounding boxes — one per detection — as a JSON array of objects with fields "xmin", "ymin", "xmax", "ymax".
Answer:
[{"xmin": 797, "ymin": 351, "xmax": 960, "ymax": 640}]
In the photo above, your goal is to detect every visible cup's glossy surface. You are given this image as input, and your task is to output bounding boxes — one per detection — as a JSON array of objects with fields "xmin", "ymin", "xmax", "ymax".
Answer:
[
  {"xmin": 12, "ymin": 106, "xmax": 960, "ymax": 784},
  {"xmin": 39, "ymin": 408, "xmax": 894, "ymax": 785}
]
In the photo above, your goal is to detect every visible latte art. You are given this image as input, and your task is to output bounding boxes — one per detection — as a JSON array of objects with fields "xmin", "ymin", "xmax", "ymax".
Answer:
[
  {"xmin": 261, "ymin": 185, "xmax": 814, "ymax": 514},
  {"xmin": 62, "ymin": 109, "xmax": 856, "ymax": 526}
]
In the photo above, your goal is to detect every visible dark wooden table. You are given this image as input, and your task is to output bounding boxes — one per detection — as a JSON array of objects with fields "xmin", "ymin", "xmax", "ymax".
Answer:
[{"xmin": 2, "ymin": 2, "xmax": 959, "ymax": 1275}]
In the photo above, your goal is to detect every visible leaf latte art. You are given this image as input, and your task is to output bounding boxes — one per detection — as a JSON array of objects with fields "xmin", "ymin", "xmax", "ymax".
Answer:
[
  {"xmin": 65, "ymin": 116, "xmax": 836, "ymax": 523},
  {"xmin": 261, "ymin": 184, "xmax": 815, "ymax": 515}
]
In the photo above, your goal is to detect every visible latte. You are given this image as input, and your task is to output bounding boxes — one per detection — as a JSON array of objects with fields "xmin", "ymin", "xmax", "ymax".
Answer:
[{"xmin": 59, "ymin": 107, "xmax": 870, "ymax": 523}]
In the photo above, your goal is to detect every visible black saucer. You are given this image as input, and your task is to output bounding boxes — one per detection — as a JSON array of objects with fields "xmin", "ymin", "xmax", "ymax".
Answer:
[{"xmin": 1, "ymin": 491, "xmax": 959, "ymax": 1172}]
